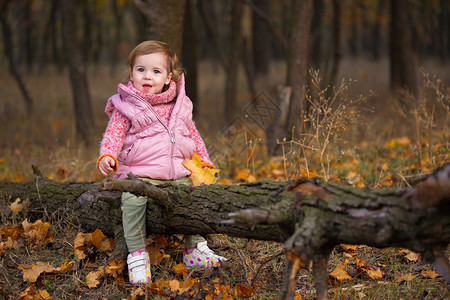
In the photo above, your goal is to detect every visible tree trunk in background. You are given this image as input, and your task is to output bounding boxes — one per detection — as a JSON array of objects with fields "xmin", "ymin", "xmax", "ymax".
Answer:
[
  {"xmin": 324, "ymin": 0, "xmax": 342, "ymax": 93},
  {"xmin": 285, "ymin": 0, "xmax": 313, "ymax": 137},
  {"xmin": 111, "ymin": 0, "xmax": 125, "ymax": 73},
  {"xmin": 41, "ymin": 0, "xmax": 61, "ymax": 66},
  {"xmin": 349, "ymin": 2, "xmax": 360, "ymax": 57},
  {"xmin": 17, "ymin": 0, "xmax": 33, "ymax": 68},
  {"xmin": 0, "ymin": 0, "xmax": 33, "ymax": 115},
  {"xmin": 134, "ymin": 0, "xmax": 186, "ymax": 55},
  {"xmin": 224, "ymin": 0, "xmax": 243, "ymax": 123},
  {"xmin": 252, "ymin": 0, "xmax": 271, "ymax": 90},
  {"xmin": 310, "ymin": 0, "xmax": 324, "ymax": 70},
  {"xmin": 61, "ymin": 0, "xmax": 94, "ymax": 145},
  {"xmin": 390, "ymin": 0, "xmax": 418, "ymax": 96},
  {"xmin": 183, "ymin": 0, "xmax": 199, "ymax": 119},
  {"xmin": 371, "ymin": 0, "xmax": 384, "ymax": 60},
  {"xmin": 440, "ymin": 0, "xmax": 448, "ymax": 62}
]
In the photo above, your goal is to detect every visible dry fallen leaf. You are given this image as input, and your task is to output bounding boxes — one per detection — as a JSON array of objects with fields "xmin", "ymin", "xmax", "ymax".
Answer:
[
  {"xmin": 22, "ymin": 219, "xmax": 53, "ymax": 246},
  {"xmin": 329, "ymin": 263, "xmax": 353, "ymax": 282},
  {"xmin": 367, "ymin": 268, "xmax": 383, "ymax": 280},
  {"xmin": 73, "ymin": 229, "xmax": 114, "ymax": 260},
  {"xmin": 234, "ymin": 283, "xmax": 254, "ymax": 297},
  {"xmin": 86, "ymin": 267, "xmax": 104, "ymax": 288},
  {"xmin": 172, "ymin": 263, "xmax": 188, "ymax": 277},
  {"xmin": 182, "ymin": 152, "xmax": 220, "ymax": 186},
  {"xmin": 18, "ymin": 259, "xmax": 73, "ymax": 283},
  {"xmin": 421, "ymin": 270, "xmax": 440, "ymax": 279},
  {"xmin": 10, "ymin": 198, "xmax": 24, "ymax": 215},
  {"xmin": 395, "ymin": 273, "xmax": 417, "ymax": 282}
]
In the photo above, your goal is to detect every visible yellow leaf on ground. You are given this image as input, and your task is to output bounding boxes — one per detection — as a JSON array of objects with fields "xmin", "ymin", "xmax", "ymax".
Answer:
[
  {"xmin": 234, "ymin": 284, "xmax": 254, "ymax": 297},
  {"xmin": 73, "ymin": 229, "xmax": 113, "ymax": 260},
  {"xmin": 22, "ymin": 219, "xmax": 53, "ymax": 246},
  {"xmin": 19, "ymin": 262, "xmax": 56, "ymax": 282},
  {"xmin": 385, "ymin": 136, "xmax": 411, "ymax": 148},
  {"xmin": 421, "ymin": 270, "xmax": 440, "ymax": 279},
  {"xmin": 367, "ymin": 268, "xmax": 383, "ymax": 280},
  {"xmin": 340, "ymin": 244, "xmax": 358, "ymax": 253},
  {"xmin": 10, "ymin": 198, "xmax": 24, "ymax": 215},
  {"xmin": 405, "ymin": 251, "xmax": 420, "ymax": 262},
  {"xmin": 86, "ymin": 268, "xmax": 105, "ymax": 288},
  {"xmin": 395, "ymin": 273, "xmax": 417, "ymax": 282},
  {"xmin": 182, "ymin": 152, "xmax": 220, "ymax": 186},
  {"xmin": 172, "ymin": 263, "xmax": 188, "ymax": 277},
  {"xmin": 329, "ymin": 264, "xmax": 352, "ymax": 282},
  {"xmin": 38, "ymin": 289, "xmax": 52, "ymax": 300}
]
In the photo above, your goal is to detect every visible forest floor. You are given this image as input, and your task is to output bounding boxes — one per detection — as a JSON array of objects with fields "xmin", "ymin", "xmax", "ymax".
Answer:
[{"xmin": 0, "ymin": 57, "xmax": 449, "ymax": 299}]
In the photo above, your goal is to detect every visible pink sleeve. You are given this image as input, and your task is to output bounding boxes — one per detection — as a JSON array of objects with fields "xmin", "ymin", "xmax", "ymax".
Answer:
[
  {"xmin": 188, "ymin": 121, "xmax": 213, "ymax": 165},
  {"xmin": 100, "ymin": 109, "xmax": 131, "ymax": 157}
]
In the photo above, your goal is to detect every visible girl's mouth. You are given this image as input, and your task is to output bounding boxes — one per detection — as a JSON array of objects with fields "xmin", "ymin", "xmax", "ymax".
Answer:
[{"xmin": 143, "ymin": 84, "xmax": 152, "ymax": 91}]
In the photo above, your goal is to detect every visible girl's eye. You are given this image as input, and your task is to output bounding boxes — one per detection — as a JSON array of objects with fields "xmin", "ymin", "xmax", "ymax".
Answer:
[
  {"xmin": 137, "ymin": 67, "xmax": 145, "ymax": 72},
  {"xmin": 153, "ymin": 70, "xmax": 161, "ymax": 74}
]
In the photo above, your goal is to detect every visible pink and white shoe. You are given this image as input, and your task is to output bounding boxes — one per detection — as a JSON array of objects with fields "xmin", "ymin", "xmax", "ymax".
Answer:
[
  {"xmin": 183, "ymin": 241, "xmax": 227, "ymax": 270},
  {"xmin": 127, "ymin": 250, "xmax": 151, "ymax": 285}
]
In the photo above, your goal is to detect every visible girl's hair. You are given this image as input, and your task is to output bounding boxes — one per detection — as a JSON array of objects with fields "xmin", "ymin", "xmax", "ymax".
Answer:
[{"xmin": 126, "ymin": 40, "xmax": 183, "ymax": 82}]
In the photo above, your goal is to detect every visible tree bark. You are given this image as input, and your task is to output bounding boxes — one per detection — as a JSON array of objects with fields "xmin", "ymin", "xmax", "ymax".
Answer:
[
  {"xmin": 224, "ymin": 0, "xmax": 243, "ymax": 123},
  {"xmin": 0, "ymin": 0, "xmax": 34, "ymax": 115},
  {"xmin": 390, "ymin": 0, "xmax": 418, "ymax": 96},
  {"xmin": 61, "ymin": 0, "xmax": 95, "ymax": 145},
  {"xmin": 134, "ymin": 0, "xmax": 186, "ymax": 55},
  {"xmin": 1, "ymin": 165, "xmax": 449, "ymax": 299},
  {"xmin": 286, "ymin": 0, "xmax": 313, "ymax": 139}
]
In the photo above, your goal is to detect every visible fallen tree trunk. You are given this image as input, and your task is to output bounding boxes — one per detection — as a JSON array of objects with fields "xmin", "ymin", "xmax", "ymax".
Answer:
[{"xmin": 0, "ymin": 164, "xmax": 449, "ymax": 299}]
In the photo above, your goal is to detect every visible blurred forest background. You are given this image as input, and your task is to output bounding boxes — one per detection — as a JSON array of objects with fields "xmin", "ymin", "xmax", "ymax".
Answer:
[{"xmin": 0, "ymin": 0, "xmax": 449, "ymax": 183}]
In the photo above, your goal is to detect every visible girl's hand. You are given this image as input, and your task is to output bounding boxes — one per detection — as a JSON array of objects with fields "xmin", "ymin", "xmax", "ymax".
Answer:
[{"xmin": 98, "ymin": 156, "xmax": 117, "ymax": 176}]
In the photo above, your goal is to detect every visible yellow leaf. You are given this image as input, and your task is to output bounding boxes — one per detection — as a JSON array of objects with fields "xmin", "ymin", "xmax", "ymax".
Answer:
[
  {"xmin": 294, "ymin": 293, "xmax": 303, "ymax": 300},
  {"xmin": 354, "ymin": 257, "xmax": 372, "ymax": 268},
  {"xmin": 167, "ymin": 279, "xmax": 180, "ymax": 292},
  {"xmin": 398, "ymin": 248, "xmax": 420, "ymax": 262},
  {"xmin": 10, "ymin": 198, "xmax": 24, "ymax": 215},
  {"xmin": 329, "ymin": 264, "xmax": 352, "ymax": 282},
  {"xmin": 405, "ymin": 251, "xmax": 420, "ymax": 262},
  {"xmin": 38, "ymin": 289, "xmax": 52, "ymax": 300},
  {"xmin": 22, "ymin": 219, "xmax": 53, "ymax": 246},
  {"xmin": 73, "ymin": 232, "xmax": 87, "ymax": 260},
  {"xmin": 395, "ymin": 273, "xmax": 417, "ymax": 282},
  {"xmin": 182, "ymin": 152, "xmax": 220, "ymax": 186},
  {"xmin": 421, "ymin": 270, "xmax": 440, "ymax": 279},
  {"xmin": 340, "ymin": 244, "xmax": 358, "ymax": 253},
  {"xmin": 367, "ymin": 268, "xmax": 383, "ymax": 280},
  {"xmin": 19, "ymin": 262, "xmax": 56, "ymax": 282},
  {"xmin": 385, "ymin": 136, "xmax": 411, "ymax": 148},
  {"xmin": 86, "ymin": 268, "xmax": 105, "ymax": 288},
  {"xmin": 234, "ymin": 284, "xmax": 254, "ymax": 297},
  {"xmin": 172, "ymin": 263, "xmax": 188, "ymax": 277}
]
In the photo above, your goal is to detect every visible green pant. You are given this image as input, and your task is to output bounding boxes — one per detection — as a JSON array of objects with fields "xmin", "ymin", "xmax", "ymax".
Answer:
[{"xmin": 121, "ymin": 177, "xmax": 205, "ymax": 252}]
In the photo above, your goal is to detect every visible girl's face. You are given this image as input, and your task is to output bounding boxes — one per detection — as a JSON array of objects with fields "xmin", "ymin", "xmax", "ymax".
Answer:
[{"xmin": 130, "ymin": 52, "xmax": 172, "ymax": 95}]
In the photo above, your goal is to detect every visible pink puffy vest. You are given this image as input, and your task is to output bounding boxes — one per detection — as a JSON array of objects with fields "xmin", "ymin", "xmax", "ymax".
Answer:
[{"xmin": 107, "ymin": 75, "xmax": 195, "ymax": 180}]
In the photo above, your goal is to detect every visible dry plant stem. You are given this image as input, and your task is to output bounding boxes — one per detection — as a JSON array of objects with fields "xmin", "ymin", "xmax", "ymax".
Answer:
[{"xmin": 183, "ymin": 269, "xmax": 196, "ymax": 288}]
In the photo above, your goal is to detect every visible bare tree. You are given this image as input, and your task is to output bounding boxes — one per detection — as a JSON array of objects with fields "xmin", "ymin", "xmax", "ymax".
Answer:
[
  {"xmin": 0, "ymin": 0, "xmax": 33, "ymax": 115},
  {"xmin": 134, "ymin": 0, "xmax": 186, "ymax": 55},
  {"xmin": 390, "ymin": 0, "xmax": 418, "ymax": 95},
  {"xmin": 285, "ymin": 0, "xmax": 313, "ymax": 137},
  {"xmin": 61, "ymin": 0, "xmax": 94, "ymax": 145}
]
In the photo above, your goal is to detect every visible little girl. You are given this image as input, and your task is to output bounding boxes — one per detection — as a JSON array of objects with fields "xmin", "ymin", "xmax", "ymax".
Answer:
[{"xmin": 97, "ymin": 40, "xmax": 226, "ymax": 285}]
